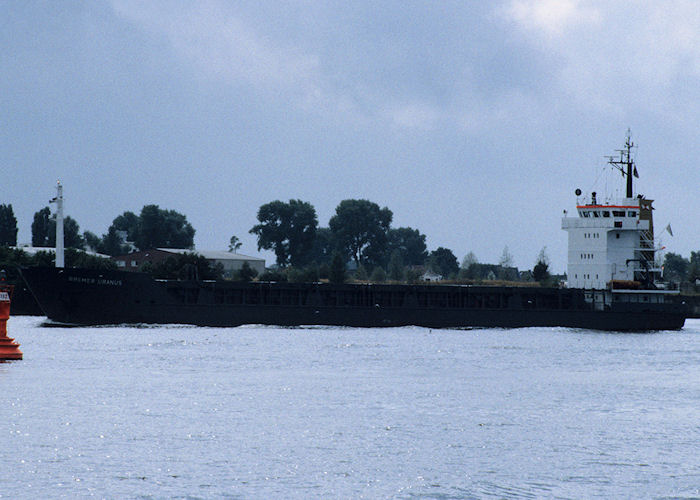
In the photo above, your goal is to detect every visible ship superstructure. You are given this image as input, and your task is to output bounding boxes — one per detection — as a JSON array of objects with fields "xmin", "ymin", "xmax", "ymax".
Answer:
[{"xmin": 562, "ymin": 133, "xmax": 659, "ymax": 289}]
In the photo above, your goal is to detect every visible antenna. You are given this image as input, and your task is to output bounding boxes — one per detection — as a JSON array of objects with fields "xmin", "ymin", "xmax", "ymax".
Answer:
[{"xmin": 605, "ymin": 129, "xmax": 637, "ymax": 198}]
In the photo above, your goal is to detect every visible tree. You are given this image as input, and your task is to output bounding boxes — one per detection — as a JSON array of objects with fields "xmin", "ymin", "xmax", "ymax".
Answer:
[
  {"xmin": 111, "ymin": 211, "xmax": 139, "ymax": 242},
  {"xmin": 250, "ymin": 199, "xmax": 318, "ymax": 267},
  {"xmin": 228, "ymin": 235, "xmax": 242, "ymax": 253},
  {"xmin": 370, "ymin": 266, "xmax": 386, "ymax": 282},
  {"xmin": 307, "ymin": 227, "xmax": 335, "ymax": 265},
  {"xmin": 83, "ymin": 231, "xmax": 101, "ymax": 252},
  {"xmin": 428, "ymin": 247, "xmax": 459, "ymax": 278},
  {"xmin": 533, "ymin": 261, "xmax": 549, "ymax": 283},
  {"xmin": 663, "ymin": 253, "xmax": 689, "ymax": 283},
  {"xmin": 31, "ymin": 207, "xmax": 52, "ymax": 247},
  {"xmin": 144, "ymin": 252, "xmax": 222, "ymax": 280},
  {"xmin": 135, "ymin": 205, "xmax": 195, "ymax": 250},
  {"xmin": 234, "ymin": 262, "xmax": 258, "ymax": 282},
  {"xmin": 62, "ymin": 216, "xmax": 85, "ymax": 249},
  {"xmin": 0, "ymin": 204, "xmax": 18, "ymax": 246},
  {"xmin": 461, "ymin": 251, "xmax": 478, "ymax": 269},
  {"xmin": 31, "ymin": 207, "xmax": 84, "ymax": 249},
  {"xmin": 689, "ymin": 251, "xmax": 700, "ymax": 283},
  {"xmin": 387, "ymin": 250, "xmax": 404, "ymax": 281},
  {"xmin": 329, "ymin": 252, "xmax": 346, "ymax": 283},
  {"xmin": 329, "ymin": 199, "xmax": 392, "ymax": 267},
  {"xmin": 387, "ymin": 227, "xmax": 428, "ymax": 266},
  {"xmin": 499, "ymin": 246, "xmax": 514, "ymax": 267},
  {"xmin": 532, "ymin": 247, "xmax": 550, "ymax": 283},
  {"xmin": 99, "ymin": 226, "xmax": 128, "ymax": 256}
]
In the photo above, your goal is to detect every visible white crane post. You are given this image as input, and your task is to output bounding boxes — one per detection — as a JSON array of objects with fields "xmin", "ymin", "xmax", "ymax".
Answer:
[{"xmin": 50, "ymin": 181, "xmax": 65, "ymax": 268}]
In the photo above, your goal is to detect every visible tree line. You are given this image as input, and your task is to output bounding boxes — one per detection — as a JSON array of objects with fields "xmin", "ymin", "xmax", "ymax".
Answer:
[
  {"xmin": 0, "ymin": 200, "xmax": 554, "ymax": 284},
  {"xmin": 0, "ymin": 203, "xmax": 195, "ymax": 256},
  {"xmin": 662, "ymin": 252, "xmax": 700, "ymax": 285}
]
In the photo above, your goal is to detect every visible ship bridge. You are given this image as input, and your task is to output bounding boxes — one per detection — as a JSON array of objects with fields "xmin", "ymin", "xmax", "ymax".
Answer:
[{"xmin": 561, "ymin": 134, "xmax": 658, "ymax": 290}]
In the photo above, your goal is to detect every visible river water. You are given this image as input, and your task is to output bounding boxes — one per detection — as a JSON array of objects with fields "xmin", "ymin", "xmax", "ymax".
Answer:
[{"xmin": 1, "ymin": 316, "xmax": 698, "ymax": 499}]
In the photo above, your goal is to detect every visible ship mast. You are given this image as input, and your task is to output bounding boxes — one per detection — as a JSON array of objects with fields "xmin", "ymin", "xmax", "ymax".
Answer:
[
  {"xmin": 50, "ymin": 181, "xmax": 64, "ymax": 268},
  {"xmin": 606, "ymin": 129, "xmax": 637, "ymax": 198}
]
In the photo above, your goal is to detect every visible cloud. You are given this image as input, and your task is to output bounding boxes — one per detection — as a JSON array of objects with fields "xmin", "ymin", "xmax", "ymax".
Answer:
[
  {"xmin": 110, "ymin": 1, "xmax": 322, "ymax": 101},
  {"xmin": 384, "ymin": 102, "xmax": 440, "ymax": 130},
  {"xmin": 503, "ymin": 0, "xmax": 600, "ymax": 38},
  {"xmin": 500, "ymin": 1, "xmax": 700, "ymax": 117}
]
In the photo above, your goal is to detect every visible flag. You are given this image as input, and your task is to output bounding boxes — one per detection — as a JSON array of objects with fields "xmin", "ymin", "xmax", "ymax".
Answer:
[
  {"xmin": 665, "ymin": 223, "xmax": 673, "ymax": 237},
  {"xmin": 633, "ymin": 166, "xmax": 639, "ymax": 178}
]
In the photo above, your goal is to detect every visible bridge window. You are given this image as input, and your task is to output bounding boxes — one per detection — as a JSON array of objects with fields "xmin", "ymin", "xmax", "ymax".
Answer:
[
  {"xmin": 602, "ymin": 211, "xmax": 610, "ymax": 217},
  {"xmin": 628, "ymin": 210, "xmax": 637, "ymax": 217},
  {"xmin": 613, "ymin": 210, "xmax": 625, "ymax": 217}
]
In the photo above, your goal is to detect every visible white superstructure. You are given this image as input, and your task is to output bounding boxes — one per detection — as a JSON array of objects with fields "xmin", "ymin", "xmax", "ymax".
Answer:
[{"xmin": 562, "ymin": 134, "xmax": 658, "ymax": 290}]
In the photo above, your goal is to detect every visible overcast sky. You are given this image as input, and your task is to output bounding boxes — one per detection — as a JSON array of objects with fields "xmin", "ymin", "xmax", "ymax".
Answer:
[{"xmin": 3, "ymin": 0, "xmax": 700, "ymax": 272}]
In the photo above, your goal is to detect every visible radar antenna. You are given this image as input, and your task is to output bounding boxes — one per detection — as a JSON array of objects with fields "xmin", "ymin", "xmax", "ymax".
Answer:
[{"xmin": 606, "ymin": 129, "xmax": 638, "ymax": 198}]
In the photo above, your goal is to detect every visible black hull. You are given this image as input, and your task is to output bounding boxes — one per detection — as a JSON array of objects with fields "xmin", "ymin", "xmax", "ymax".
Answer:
[{"xmin": 21, "ymin": 267, "xmax": 687, "ymax": 331}]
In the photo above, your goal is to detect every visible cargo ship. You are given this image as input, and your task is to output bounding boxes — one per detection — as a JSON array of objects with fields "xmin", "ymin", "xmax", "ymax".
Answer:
[{"xmin": 20, "ymin": 135, "xmax": 688, "ymax": 330}]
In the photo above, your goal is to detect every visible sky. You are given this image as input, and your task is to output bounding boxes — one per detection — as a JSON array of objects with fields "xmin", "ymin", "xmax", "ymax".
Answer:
[{"xmin": 2, "ymin": 0, "xmax": 700, "ymax": 273}]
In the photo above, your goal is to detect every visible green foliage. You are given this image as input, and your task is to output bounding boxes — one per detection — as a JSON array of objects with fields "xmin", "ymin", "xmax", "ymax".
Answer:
[
  {"xmin": 387, "ymin": 227, "xmax": 427, "ymax": 266},
  {"xmin": 62, "ymin": 217, "xmax": 85, "ymax": 249},
  {"xmin": 428, "ymin": 247, "xmax": 459, "ymax": 278},
  {"xmin": 83, "ymin": 231, "xmax": 101, "ymax": 252},
  {"xmin": 103, "ymin": 207, "xmax": 194, "ymax": 252},
  {"xmin": 234, "ymin": 262, "xmax": 258, "ymax": 282},
  {"xmin": 387, "ymin": 250, "xmax": 404, "ymax": 281},
  {"xmin": 318, "ymin": 263, "xmax": 330, "ymax": 279},
  {"xmin": 329, "ymin": 199, "xmax": 392, "ymax": 267},
  {"xmin": 405, "ymin": 267, "xmax": 422, "ymax": 284},
  {"xmin": 250, "ymin": 199, "xmax": 318, "ymax": 267},
  {"xmin": 112, "ymin": 211, "xmax": 139, "ymax": 241},
  {"xmin": 533, "ymin": 260, "xmax": 549, "ymax": 283},
  {"xmin": 689, "ymin": 251, "xmax": 700, "ymax": 282},
  {"xmin": 258, "ymin": 269, "xmax": 288, "ymax": 282},
  {"xmin": 135, "ymin": 205, "xmax": 195, "ymax": 250},
  {"xmin": 31, "ymin": 207, "xmax": 84, "ymax": 249},
  {"xmin": 64, "ymin": 249, "xmax": 117, "ymax": 270},
  {"xmin": 0, "ymin": 247, "xmax": 33, "ymax": 267},
  {"xmin": 99, "ymin": 226, "xmax": 129, "ymax": 256},
  {"xmin": 370, "ymin": 266, "xmax": 386, "ymax": 282},
  {"xmin": 0, "ymin": 246, "xmax": 113, "ymax": 270},
  {"xmin": 32, "ymin": 250, "xmax": 54, "ymax": 267},
  {"xmin": 307, "ymin": 227, "xmax": 335, "ymax": 265},
  {"xmin": 0, "ymin": 204, "xmax": 18, "ymax": 246},
  {"xmin": 31, "ymin": 207, "xmax": 52, "ymax": 247},
  {"xmin": 287, "ymin": 265, "xmax": 319, "ymax": 283},
  {"xmin": 461, "ymin": 251, "xmax": 478, "ymax": 269},
  {"xmin": 355, "ymin": 264, "xmax": 368, "ymax": 281},
  {"xmin": 228, "ymin": 235, "xmax": 242, "ymax": 253},
  {"xmin": 145, "ymin": 252, "xmax": 222, "ymax": 280},
  {"xmin": 498, "ymin": 246, "xmax": 514, "ymax": 267},
  {"xmin": 329, "ymin": 252, "xmax": 346, "ymax": 283},
  {"xmin": 663, "ymin": 252, "xmax": 689, "ymax": 283},
  {"xmin": 533, "ymin": 246, "xmax": 550, "ymax": 283}
]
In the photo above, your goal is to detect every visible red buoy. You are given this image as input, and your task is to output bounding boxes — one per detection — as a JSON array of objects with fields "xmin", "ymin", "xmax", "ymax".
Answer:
[{"xmin": 0, "ymin": 275, "xmax": 23, "ymax": 360}]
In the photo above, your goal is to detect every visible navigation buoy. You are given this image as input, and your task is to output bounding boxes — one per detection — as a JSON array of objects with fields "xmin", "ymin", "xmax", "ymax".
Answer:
[{"xmin": 0, "ymin": 271, "xmax": 22, "ymax": 360}]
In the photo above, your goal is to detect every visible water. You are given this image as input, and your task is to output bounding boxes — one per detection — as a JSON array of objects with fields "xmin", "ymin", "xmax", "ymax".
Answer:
[{"xmin": 1, "ymin": 317, "xmax": 699, "ymax": 499}]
